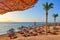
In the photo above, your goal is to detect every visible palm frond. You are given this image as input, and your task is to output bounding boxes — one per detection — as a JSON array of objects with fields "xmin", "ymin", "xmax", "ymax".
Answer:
[
  {"xmin": 48, "ymin": 3, "xmax": 53, "ymax": 9},
  {"xmin": 46, "ymin": 2, "xmax": 49, "ymax": 11},
  {"xmin": 49, "ymin": 3, "xmax": 53, "ymax": 7},
  {"xmin": 53, "ymin": 14, "xmax": 58, "ymax": 18},
  {"xmin": 42, "ymin": 2, "xmax": 53, "ymax": 11},
  {"xmin": 42, "ymin": 4, "xmax": 46, "ymax": 10}
]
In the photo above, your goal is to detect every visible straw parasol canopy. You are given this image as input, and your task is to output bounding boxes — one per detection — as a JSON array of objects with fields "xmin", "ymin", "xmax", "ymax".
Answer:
[{"xmin": 0, "ymin": 0, "xmax": 38, "ymax": 14}]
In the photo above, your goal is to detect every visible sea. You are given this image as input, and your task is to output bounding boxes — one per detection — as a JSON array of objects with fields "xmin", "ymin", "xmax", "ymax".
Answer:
[{"xmin": 0, "ymin": 22, "xmax": 47, "ymax": 35}]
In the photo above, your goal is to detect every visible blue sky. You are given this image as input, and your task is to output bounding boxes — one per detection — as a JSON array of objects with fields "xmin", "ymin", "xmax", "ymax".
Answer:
[{"xmin": 0, "ymin": 0, "xmax": 60, "ymax": 22}]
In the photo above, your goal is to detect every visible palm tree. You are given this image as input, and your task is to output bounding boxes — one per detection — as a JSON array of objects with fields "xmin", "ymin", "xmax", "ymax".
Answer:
[
  {"xmin": 42, "ymin": 2, "xmax": 53, "ymax": 35},
  {"xmin": 53, "ymin": 14, "xmax": 58, "ymax": 34}
]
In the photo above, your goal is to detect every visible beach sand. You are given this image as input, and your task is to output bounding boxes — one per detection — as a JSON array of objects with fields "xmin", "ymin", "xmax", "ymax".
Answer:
[
  {"xmin": 0, "ymin": 35, "xmax": 60, "ymax": 40},
  {"xmin": 0, "ymin": 26, "xmax": 60, "ymax": 40}
]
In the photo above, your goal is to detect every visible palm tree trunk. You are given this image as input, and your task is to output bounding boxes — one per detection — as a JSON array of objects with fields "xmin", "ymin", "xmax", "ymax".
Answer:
[
  {"xmin": 46, "ymin": 11, "xmax": 48, "ymax": 35},
  {"xmin": 54, "ymin": 18, "xmax": 56, "ymax": 34}
]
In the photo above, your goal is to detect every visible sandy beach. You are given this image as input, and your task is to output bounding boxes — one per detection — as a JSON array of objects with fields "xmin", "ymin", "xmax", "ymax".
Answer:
[
  {"xmin": 0, "ymin": 25, "xmax": 60, "ymax": 40},
  {"xmin": 0, "ymin": 35, "xmax": 60, "ymax": 40}
]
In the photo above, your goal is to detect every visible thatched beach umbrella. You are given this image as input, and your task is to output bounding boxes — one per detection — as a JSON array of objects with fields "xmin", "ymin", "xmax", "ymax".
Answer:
[{"xmin": 0, "ymin": 0, "xmax": 38, "ymax": 14}]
